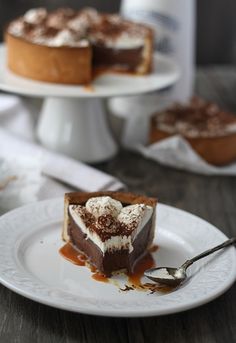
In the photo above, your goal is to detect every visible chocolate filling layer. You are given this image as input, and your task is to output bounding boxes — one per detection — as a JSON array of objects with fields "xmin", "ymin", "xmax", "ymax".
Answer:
[
  {"xmin": 92, "ymin": 45, "xmax": 143, "ymax": 70},
  {"xmin": 68, "ymin": 212, "xmax": 153, "ymax": 276}
]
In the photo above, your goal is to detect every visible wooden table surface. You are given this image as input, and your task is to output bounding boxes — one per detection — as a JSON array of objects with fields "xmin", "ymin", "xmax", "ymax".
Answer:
[{"xmin": 1, "ymin": 68, "xmax": 236, "ymax": 343}]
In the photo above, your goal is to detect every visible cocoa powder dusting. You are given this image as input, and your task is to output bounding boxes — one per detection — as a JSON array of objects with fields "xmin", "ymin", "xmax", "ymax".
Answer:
[
  {"xmin": 71, "ymin": 204, "xmax": 141, "ymax": 241},
  {"xmin": 154, "ymin": 97, "xmax": 236, "ymax": 137},
  {"xmin": 9, "ymin": 8, "xmax": 150, "ymax": 47}
]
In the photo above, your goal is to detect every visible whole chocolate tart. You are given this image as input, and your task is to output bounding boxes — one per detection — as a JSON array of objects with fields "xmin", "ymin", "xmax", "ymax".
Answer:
[
  {"xmin": 62, "ymin": 191, "xmax": 157, "ymax": 276},
  {"xmin": 5, "ymin": 8, "xmax": 153, "ymax": 84}
]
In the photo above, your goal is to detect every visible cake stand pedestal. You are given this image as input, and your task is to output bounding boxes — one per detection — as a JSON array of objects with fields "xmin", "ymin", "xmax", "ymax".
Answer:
[
  {"xmin": 37, "ymin": 97, "xmax": 116, "ymax": 162},
  {"xmin": 0, "ymin": 45, "xmax": 180, "ymax": 162}
]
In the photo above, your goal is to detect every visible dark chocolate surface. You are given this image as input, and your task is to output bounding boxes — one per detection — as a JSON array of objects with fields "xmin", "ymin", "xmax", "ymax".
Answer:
[
  {"xmin": 92, "ymin": 45, "xmax": 143, "ymax": 70},
  {"xmin": 68, "ymin": 211, "xmax": 153, "ymax": 276}
]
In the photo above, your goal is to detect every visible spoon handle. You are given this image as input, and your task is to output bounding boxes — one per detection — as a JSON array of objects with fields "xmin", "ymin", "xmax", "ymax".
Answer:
[{"xmin": 181, "ymin": 237, "xmax": 236, "ymax": 269}]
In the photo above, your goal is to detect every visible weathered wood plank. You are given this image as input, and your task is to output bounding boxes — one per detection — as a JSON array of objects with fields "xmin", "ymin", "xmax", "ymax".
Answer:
[{"xmin": 1, "ymin": 68, "xmax": 236, "ymax": 342}]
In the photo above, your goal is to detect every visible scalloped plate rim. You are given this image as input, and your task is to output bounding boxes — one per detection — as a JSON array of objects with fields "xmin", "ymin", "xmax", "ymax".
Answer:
[{"xmin": 0, "ymin": 198, "xmax": 235, "ymax": 317}]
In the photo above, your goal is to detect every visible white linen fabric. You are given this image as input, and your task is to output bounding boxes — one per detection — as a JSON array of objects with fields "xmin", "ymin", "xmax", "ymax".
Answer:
[
  {"xmin": 0, "ymin": 94, "xmax": 125, "ymax": 211},
  {"xmin": 140, "ymin": 135, "xmax": 236, "ymax": 176}
]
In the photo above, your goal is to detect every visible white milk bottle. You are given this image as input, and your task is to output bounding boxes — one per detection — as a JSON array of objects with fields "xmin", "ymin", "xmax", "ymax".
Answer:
[{"xmin": 108, "ymin": 0, "xmax": 195, "ymax": 147}]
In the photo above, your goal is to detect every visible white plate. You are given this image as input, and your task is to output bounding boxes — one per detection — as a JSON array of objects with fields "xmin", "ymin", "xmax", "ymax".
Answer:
[
  {"xmin": 0, "ymin": 45, "xmax": 179, "ymax": 98},
  {"xmin": 0, "ymin": 198, "xmax": 235, "ymax": 317}
]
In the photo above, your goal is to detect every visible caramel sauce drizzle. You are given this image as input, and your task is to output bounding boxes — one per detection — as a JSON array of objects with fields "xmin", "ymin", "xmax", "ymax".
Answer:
[
  {"xmin": 82, "ymin": 67, "xmax": 140, "ymax": 93},
  {"xmin": 59, "ymin": 243, "xmax": 86, "ymax": 266},
  {"xmin": 59, "ymin": 243, "xmax": 175, "ymax": 294},
  {"xmin": 83, "ymin": 84, "xmax": 95, "ymax": 92},
  {"xmin": 92, "ymin": 272, "xmax": 109, "ymax": 283},
  {"xmin": 127, "ymin": 252, "xmax": 155, "ymax": 289},
  {"xmin": 59, "ymin": 243, "xmax": 109, "ymax": 282},
  {"xmin": 148, "ymin": 244, "xmax": 159, "ymax": 253}
]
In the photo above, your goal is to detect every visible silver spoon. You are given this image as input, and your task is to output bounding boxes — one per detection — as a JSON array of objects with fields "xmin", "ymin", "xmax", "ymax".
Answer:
[{"xmin": 144, "ymin": 237, "xmax": 236, "ymax": 287}]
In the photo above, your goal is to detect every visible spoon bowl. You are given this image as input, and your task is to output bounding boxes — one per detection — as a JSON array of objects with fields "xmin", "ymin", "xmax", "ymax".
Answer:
[
  {"xmin": 144, "ymin": 237, "xmax": 236, "ymax": 287},
  {"xmin": 144, "ymin": 267, "xmax": 186, "ymax": 287}
]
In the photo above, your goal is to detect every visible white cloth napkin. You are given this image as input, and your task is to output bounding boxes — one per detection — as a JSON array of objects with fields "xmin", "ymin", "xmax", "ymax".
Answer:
[
  {"xmin": 0, "ymin": 94, "xmax": 37, "ymax": 141},
  {"xmin": 0, "ymin": 127, "xmax": 125, "ymax": 192},
  {"xmin": 0, "ymin": 156, "xmax": 42, "ymax": 213},
  {"xmin": 140, "ymin": 135, "xmax": 236, "ymax": 176},
  {"xmin": 0, "ymin": 94, "xmax": 125, "ymax": 204}
]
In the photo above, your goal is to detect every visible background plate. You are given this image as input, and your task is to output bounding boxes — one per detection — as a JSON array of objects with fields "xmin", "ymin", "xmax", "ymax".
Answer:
[
  {"xmin": 0, "ymin": 45, "xmax": 179, "ymax": 98},
  {"xmin": 0, "ymin": 198, "xmax": 235, "ymax": 317}
]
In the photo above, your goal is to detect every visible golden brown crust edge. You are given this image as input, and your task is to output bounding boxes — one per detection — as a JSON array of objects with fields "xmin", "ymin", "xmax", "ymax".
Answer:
[
  {"xmin": 65, "ymin": 191, "xmax": 157, "ymax": 206},
  {"xmin": 150, "ymin": 119, "xmax": 236, "ymax": 166},
  {"xmin": 136, "ymin": 29, "xmax": 154, "ymax": 75},
  {"xmin": 5, "ymin": 32, "xmax": 92, "ymax": 84},
  {"xmin": 5, "ymin": 24, "xmax": 153, "ymax": 82},
  {"xmin": 62, "ymin": 191, "xmax": 157, "ymax": 242}
]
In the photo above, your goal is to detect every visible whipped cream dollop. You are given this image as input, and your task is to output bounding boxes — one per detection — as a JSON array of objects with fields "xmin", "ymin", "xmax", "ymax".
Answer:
[
  {"xmin": 150, "ymin": 268, "xmax": 175, "ymax": 280},
  {"xmin": 88, "ymin": 13, "xmax": 148, "ymax": 49},
  {"xmin": 46, "ymin": 8, "xmax": 75, "ymax": 30},
  {"xmin": 154, "ymin": 98, "xmax": 236, "ymax": 138},
  {"xmin": 69, "ymin": 196, "xmax": 154, "ymax": 253},
  {"xmin": 67, "ymin": 16, "xmax": 88, "ymax": 33},
  {"xmin": 8, "ymin": 20, "xmax": 25, "ymax": 37},
  {"xmin": 47, "ymin": 29, "xmax": 89, "ymax": 47},
  {"xmin": 8, "ymin": 7, "xmax": 149, "ymax": 49},
  {"xmin": 24, "ymin": 8, "xmax": 47, "ymax": 25},
  {"xmin": 86, "ymin": 196, "xmax": 123, "ymax": 219},
  {"xmin": 118, "ymin": 204, "xmax": 147, "ymax": 225},
  {"xmin": 66, "ymin": 9, "xmax": 100, "ymax": 34},
  {"xmin": 90, "ymin": 31, "xmax": 145, "ymax": 49}
]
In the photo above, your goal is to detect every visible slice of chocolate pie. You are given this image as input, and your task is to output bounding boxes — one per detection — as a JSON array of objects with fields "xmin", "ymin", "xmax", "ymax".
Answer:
[{"xmin": 62, "ymin": 191, "xmax": 157, "ymax": 276}]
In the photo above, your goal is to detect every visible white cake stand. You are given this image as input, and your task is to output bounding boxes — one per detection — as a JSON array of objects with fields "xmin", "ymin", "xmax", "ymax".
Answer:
[{"xmin": 0, "ymin": 45, "xmax": 179, "ymax": 162}]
